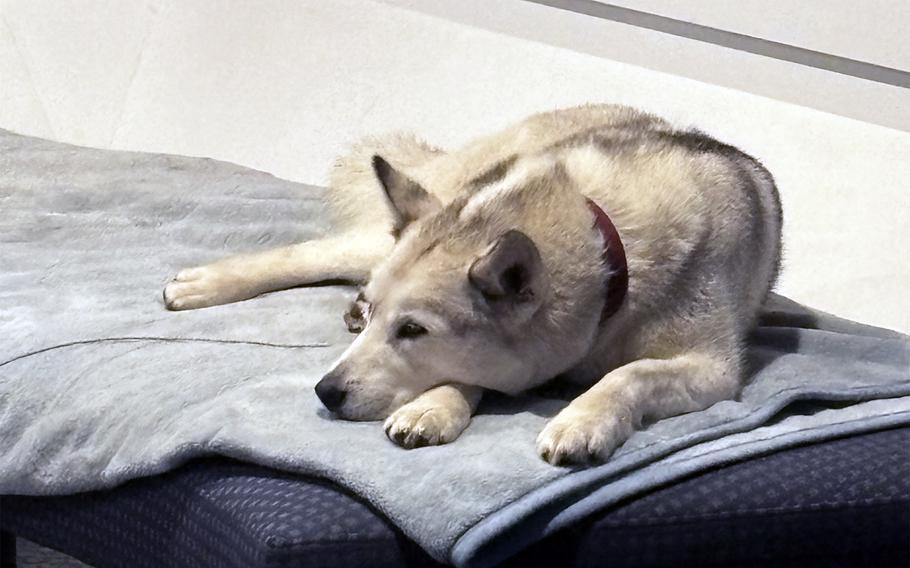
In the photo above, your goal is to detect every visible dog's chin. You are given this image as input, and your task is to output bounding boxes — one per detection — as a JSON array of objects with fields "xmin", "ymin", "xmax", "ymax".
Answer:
[{"xmin": 331, "ymin": 401, "xmax": 396, "ymax": 422}]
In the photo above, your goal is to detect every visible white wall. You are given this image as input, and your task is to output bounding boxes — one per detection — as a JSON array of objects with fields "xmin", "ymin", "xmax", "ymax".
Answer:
[
  {"xmin": 392, "ymin": 0, "xmax": 909, "ymax": 132},
  {"xmin": 608, "ymin": 0, "xmax": 910, "ymax": 71}
]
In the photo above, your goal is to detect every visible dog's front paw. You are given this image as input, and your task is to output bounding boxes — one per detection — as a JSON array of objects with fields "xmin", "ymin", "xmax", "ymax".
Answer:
[
  {"xmin": 343, "ymin": 293, "xmax": 369, "ymax": 333},
  {"xmin": 163, "ymin": 265, "xmax": 253, "ymax": 310},
  {"xmin": 384, "ymin": 401, "xmax": 470, "ymax": 449},
  {"xmin": 536, "ymin": 405, "xmax": 633, "ymax": 466}
]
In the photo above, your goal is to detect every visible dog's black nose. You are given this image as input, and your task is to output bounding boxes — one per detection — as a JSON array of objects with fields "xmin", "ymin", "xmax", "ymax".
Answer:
[{"xmin": 315, "ymin": 372, "xmax": 347, "ymax": 412}]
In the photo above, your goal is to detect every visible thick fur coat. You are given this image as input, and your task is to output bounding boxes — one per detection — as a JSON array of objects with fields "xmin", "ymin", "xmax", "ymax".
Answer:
[{"xmin": 164, "ymin": 104, "xmax": 782, "ymax": 464}]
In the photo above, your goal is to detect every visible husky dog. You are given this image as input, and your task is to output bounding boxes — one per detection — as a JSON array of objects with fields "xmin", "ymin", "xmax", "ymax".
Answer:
[{"xmin": 164, "ymin": 104, "xmax": 782, "ymax": 465}]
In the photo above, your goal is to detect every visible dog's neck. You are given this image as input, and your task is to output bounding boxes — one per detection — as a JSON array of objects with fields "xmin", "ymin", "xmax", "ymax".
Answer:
[{"xmin": 586, "ymin": 198, "xmax": 628, "ymax": 322}]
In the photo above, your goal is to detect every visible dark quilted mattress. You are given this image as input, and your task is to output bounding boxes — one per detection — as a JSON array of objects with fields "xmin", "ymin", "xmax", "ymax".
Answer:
[{"xmin": 2, "ymin": 427, "xmax": 908, "ymax": 567}]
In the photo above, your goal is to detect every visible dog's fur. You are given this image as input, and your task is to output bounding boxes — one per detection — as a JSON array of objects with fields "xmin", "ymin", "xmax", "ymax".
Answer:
[{"xmin": 164, "ymin": 104, "xmax": 782, "ymax": 465}]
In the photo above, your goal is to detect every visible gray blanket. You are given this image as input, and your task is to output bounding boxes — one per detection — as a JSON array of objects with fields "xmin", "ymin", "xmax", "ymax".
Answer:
[{"xmin": 1, "ymin": 129, "xmax": 908, "ymax": 567}]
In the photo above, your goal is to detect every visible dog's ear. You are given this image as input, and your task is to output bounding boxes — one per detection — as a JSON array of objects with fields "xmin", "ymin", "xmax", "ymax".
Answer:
[
  {"xmin": 469, "ymin": 230, "xmax": 548, "ymax": 320},
  {"xmin": 373, "ymin": 155, "xmax": 441, "ymax": 234}
]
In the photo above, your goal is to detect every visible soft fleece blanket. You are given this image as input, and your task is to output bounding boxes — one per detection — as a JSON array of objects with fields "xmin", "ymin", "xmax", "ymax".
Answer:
[{"xmin": 1, "ymin": 129, "xmax": 909, "ymax": 567}]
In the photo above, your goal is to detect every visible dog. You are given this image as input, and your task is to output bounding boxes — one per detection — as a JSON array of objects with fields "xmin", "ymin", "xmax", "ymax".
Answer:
[{"xmin": 163, "ymin": 104, "xmax": 782, "ymax": 465}]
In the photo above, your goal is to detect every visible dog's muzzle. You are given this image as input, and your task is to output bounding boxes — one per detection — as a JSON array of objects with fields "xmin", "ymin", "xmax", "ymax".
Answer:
[{"xmin": 315, "ymin": 370, "xmax": 347, "ymax": 412}]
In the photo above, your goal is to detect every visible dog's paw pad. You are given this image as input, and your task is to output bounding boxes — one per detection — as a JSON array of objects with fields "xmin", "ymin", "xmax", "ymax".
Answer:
[
  {"xmin": 174, "ymin": 267, "xmax": 204, "ymax": 282},
  {"xmin": 163, "ymin": 281, "xmax": 203, "ymax": 311},
  {"xmin": 343, "ymin": 294, "xmax": 369, "ymax": 333},
  {"xmin": 163, "ymin": 266, "xmax": 240, "ymax": 310},
  {"xmin": 383, "ymin": 405, "xmax": 466, "ymax": 449},
  {"xmin": 536, "ymin": 408, "xmax": 631, "ymax": 466},
  {"xmin": 343, "ymin": 310, "xmax": 366, "ymax": 334}
]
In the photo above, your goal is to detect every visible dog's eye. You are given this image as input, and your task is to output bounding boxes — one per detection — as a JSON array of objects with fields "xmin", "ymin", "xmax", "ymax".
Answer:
[{"xmin": 396, "ymin": 321, "xmax": 427, "ymax": 340}]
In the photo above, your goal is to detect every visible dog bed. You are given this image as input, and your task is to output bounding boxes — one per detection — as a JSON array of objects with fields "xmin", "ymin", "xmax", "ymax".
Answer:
[
  {"xmin": 1, "ymin": 129, "xmax": 909, "ymax": 566},
  {"xmin": 4, "ymin": 426, "xmax": 908, "ymax": 567}
]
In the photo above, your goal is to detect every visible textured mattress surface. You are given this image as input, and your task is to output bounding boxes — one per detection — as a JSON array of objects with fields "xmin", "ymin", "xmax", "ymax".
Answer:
[{"xmin": 3, "ymin": 427, "xmax": 908, "ymax": 567}]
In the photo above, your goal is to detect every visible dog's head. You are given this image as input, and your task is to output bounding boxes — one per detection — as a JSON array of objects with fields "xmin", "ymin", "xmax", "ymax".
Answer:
[{"xmin": 316, "ymin": 154, "xmax": 610, "ymax": 419}]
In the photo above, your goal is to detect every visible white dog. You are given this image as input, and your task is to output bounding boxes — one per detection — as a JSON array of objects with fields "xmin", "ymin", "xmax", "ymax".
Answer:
[{"xmin": 164, "ymin": 104, "xmax": 782, "ymax": 465}]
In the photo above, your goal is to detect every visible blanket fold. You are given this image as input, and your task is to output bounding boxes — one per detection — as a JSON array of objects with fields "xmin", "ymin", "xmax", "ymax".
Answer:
[{"xmin": 1, "ymin": 129, "xmax": 908, "ymax": 566}]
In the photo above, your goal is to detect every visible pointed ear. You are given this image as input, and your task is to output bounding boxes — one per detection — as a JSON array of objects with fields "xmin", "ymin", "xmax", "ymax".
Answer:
[
  {"xmin": 469, "ymin": 230, "xmax": 548, "ymax": 319},
  {"xmin": 373, "ymin": 155, "xmax": 441, "ymax": 234}
]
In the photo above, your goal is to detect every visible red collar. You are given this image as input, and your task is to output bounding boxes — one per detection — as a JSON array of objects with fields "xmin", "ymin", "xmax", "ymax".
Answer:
[{"xmin": 586, "ymin": 198, "xmax": 628, "ymax": 322}]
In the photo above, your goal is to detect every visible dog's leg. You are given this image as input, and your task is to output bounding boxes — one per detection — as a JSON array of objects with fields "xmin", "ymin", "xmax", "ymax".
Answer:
[
  {"xmin": 536, "ymin": 352, "xmax": 740, "ymax": 465},
  {"xmin": 163, "ymin": 232, "xmax": 394, "ymax": 310},
  {"xmin": 384, "ymin": 383, "xmax": 484, "ymax": 449}
]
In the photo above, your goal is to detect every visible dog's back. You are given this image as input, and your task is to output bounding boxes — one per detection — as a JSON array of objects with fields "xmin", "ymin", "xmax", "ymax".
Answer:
[
  {"xmin": 168, "ymin": 104, "xmax": 784, "ymax": 464},
  {"xmin": 335, "ymin": 105, "xmax": 782, "ymax": 375}
]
